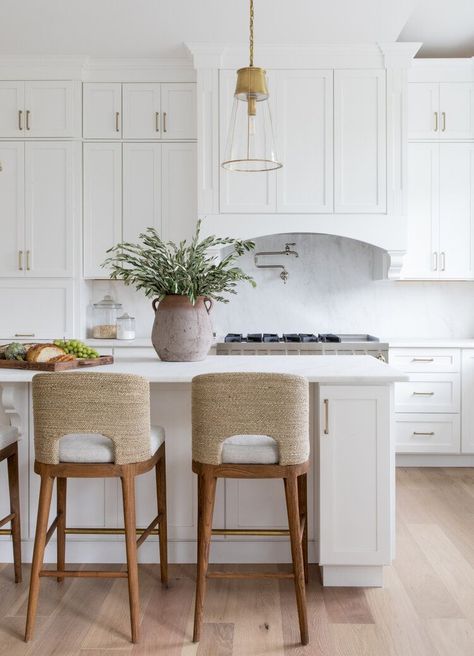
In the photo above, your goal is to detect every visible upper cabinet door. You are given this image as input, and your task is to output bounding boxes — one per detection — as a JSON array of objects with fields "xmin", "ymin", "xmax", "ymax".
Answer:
[
  {"xmin": 122, "ymin": 84, "xmax": 161, "ymax": 139},
  {"xmin": 0, "ymin": 82, "xmax": 24, "ymax": 137},
  {"xmin": 161, "ymin": 143, "xmax": 197, "ymax": 243},
  {"xmin": 438, "ymin": 143, "xmax": 474, "ymax": 279},
  {"xmin": 219, "ymin": 70, "xmax": 276, "ymax": 213},
  {"xmin": 439, "ymin": 83, "xmax": 474, "ymax": 140},
  {"xmin": 401, "ymin": 142, "xmax": 439, "ymax": 279},
  {"xmin": 123, "ymin": 142, "xmax": 162, "ymax": 243},
  {"xmin": 24, "ymin": 142, "xmax": 76, "ymax": 277},
  {"xmin": 275, "ymin": 70, "xmax": 333, "ymax": 213},
  {"xmin": 407, "ymin": 83, "xmax": 439, "ymax": 140},
  {"xmin": 83, "ymin": 83, "xmax": 122, "ymax": 139},
  {"xmin": 24, "ymin": 81, "xmax": 78, "ymax": 137},
  {"xmin": 160, "ymin": 83, "xmax": 196, "ymax": 140},
  {"xmin": 0, "ymin": 143, "xmax": 25, "ymax": 276},
  {"xmin": 334, "ymin": 70, "xmax": 386, "ymax": 213},
  {"xmin": 83, "ymin": 142, "xmax": 122, "ymax": 278}
]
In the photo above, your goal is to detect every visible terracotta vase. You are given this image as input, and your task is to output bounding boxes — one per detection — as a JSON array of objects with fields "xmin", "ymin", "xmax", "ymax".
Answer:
[{"xmin": 151, "ymin": 295, "xmax": 213, "ymax": 362}]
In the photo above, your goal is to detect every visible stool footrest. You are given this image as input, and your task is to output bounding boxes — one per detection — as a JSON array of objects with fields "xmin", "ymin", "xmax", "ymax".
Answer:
[
  {"xmin": 207, "ymin": 571, "xmax": 294, "ymax": 580},
  {"xmin": 0, "ymin": 513, "xmax": 15, "ymax": 529},
  {"xmin": 63, "ymin": 527, "xmax": 160, "ymax": 536},
  {"xmin": 211, "ymin": 528, "xmax": 290, "ymax": 537},
  {"xmin": 40, "ymin": 569, "xmax": 128, "ymax": 579}
]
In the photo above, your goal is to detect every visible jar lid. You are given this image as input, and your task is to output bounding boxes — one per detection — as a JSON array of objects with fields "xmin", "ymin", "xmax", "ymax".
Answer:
[
  {"xmin": 117, "ymin": 312, "xmax": 134, "ymax": 320},
  {"xmin": 93, "ymin": 294, "xmax": 122, "ymax": 309}
]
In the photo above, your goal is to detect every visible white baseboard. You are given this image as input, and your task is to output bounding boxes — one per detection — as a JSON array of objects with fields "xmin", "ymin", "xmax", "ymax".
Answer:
[{"xmin": 397, "ymin": 454, "xmax": 474, "ymax": 467}]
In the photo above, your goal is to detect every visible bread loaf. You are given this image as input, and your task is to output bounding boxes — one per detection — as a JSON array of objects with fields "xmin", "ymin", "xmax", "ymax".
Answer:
[
  {"xmin": 26, "ymin": 344, "xmax": 66, "ymax": 363},
  {"xmin": 48, "ymin": 354, "xmax": 76, "ymax": 363}
]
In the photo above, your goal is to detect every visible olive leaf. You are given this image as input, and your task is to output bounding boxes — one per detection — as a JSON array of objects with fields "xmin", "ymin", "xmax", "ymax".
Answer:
[{"xmin": 102, "ymin": 220, "xmax": 256, "ymax": 304}]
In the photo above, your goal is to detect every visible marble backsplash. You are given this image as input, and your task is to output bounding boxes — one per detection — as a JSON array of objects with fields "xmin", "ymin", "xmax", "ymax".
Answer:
[{"xmin": 89, "ymin": 233, "xmax": 474, "ymax": 340}]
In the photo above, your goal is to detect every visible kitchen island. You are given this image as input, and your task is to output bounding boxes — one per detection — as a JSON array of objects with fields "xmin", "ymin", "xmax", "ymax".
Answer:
[{"xmin": 0, "ymin": 355, "xmax": 406, "ymax": 587}]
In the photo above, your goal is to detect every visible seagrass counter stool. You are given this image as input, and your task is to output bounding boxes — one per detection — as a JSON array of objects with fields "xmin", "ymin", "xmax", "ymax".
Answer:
[
  {"xmin": 0, "ymin": 425, "xmax": 22, "ymax": 583},
  {"xmin": 25, "ymin": 372, "xmax": 168, "ymax": 644},
  {"xmin": 192, "ymin": 372, "xmax": 310, "ymax": 645}
]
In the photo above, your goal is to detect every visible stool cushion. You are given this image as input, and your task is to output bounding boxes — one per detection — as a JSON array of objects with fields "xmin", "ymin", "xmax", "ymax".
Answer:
[
  {"xmin": 58, "ymin": 425, "xmax": 165, "ymax": 464},
  {"xmin": 221, "ymin": 434, "xmax": 279, "ymax": 465},
  {"xmin": 0, "ymin": 426, "xmax": 19, "ymax": 450}
]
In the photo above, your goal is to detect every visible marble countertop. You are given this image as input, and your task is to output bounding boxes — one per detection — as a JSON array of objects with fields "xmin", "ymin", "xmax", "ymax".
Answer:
[{"xmin": 0, "ymin": 355, "xmax": 407, "ymax": 384}]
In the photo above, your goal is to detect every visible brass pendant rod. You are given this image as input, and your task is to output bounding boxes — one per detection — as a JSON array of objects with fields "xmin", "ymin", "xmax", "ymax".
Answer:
[{"xmin": 249, "ymin": 0, "xmax": 254, "ymax": 67}]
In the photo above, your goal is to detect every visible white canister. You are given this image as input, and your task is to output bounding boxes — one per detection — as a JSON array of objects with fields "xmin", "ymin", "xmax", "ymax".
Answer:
[{"xmin": 116, "ymin": 313, "xmax": 136, "ymax": 340}]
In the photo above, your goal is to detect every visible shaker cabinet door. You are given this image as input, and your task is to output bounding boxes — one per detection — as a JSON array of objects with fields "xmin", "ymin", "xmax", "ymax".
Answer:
[
  {"xmin": 439, "ymin": 83, "xmax": 474, "ymax": 140},
  {"xmin": 160, "ymin": 83, "xmax": 197, "ymax": 140},
  {"xmin": 161, "ymin": 143, "xmax": 197, "ymax": 244},
  {"xmin": 24, "ymin": 81, "xmax": 78, "ymax": 137},
  {"xmin": 83, "ymin": 142, "xmax": 122, "ymax": 278},
  {"xmin": 334, "ymin": 70, "xmax": 386, "ymax": 213},
  {"xmin": 407, "ymin": 83, "xmax": 440, "ymax": 139},
  {"xmin": 0, "ymin": 142, "xmax": 25, "ymax": 276},
  {"xmin": 122, "ymin": 83, "xmax": 161, "ymax": 139},
  {"xmin": 83, "ymin": 83, "xmax": 122, "ymax": 139},
  {"xmin": 123, "ymin": 142, "xmax": 162, "ymax": 242},
  {"xmin": 0, "ymin": 82, "xmax": 24, "ymax": 137}
]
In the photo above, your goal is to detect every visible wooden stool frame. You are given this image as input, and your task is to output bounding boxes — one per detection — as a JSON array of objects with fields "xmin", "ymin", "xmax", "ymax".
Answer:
[
  {"xmin": 25, "ymin": 442, "xmax": 168, "ymax": 644},
  {"xmin": 0, "ymin": 441, "xmax": 22, "ymax": 583},
  {"xmin": 192, "ymin": 460, "xmax": 309, "ymax": 645}
]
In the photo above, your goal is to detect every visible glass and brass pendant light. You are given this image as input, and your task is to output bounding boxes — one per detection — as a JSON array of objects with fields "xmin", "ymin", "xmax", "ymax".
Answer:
[{"xmin": 221, "ymin": 0, "xmax": 282, "ymax": 172}]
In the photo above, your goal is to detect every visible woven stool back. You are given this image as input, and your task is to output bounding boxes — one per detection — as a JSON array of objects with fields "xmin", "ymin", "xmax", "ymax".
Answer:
[
  {"xmin": 192, "ymin": 372, "xmax": 309, "ymax": 466},
  {"xmin": 32, "ymin": 373, "xmax": 151, "ymax": 465}
]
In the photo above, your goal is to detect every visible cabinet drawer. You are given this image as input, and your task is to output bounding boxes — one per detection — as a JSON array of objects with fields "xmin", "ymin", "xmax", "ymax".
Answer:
[
  {"xmin": 394, "ymin": 374, "xmax": 460, "ymax": 413},
  {"xmin": 395, "ymin": 414, "xmax": 460, "ymax": 454},
  {"xmin": 389, "ymin": 348, "xmax": 460, "ymax": 373}
]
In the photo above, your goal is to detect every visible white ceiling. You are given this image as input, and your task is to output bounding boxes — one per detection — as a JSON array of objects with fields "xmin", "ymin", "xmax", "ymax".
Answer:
[{"xmin": 0, "ymin": 0, "xmax": 471, "ymax": 59}]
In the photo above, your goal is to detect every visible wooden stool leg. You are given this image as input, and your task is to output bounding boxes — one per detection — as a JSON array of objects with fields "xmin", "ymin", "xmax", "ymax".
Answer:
[
  {"xmin": 193, "ymin": 473, "xmax": 217, "ymax": 643},
  {"xmin": 285, "ymin": 474, "xmax": 309, "ymax": 645},
  {"xmin": 7, "ymin": 443, "xmax": 22, "ymax": 584},
  {"xmin": 121, "ymin": 470, "xmax": 140, "ymax": 644},
  {"xmin": 56, "ymin": 478, "xmax": 67, "ymax": 583},
  {"xmin": 297, "ymin": 472, "xmax": 309, "ymax": 584},
  {"xmin": 25, "ymin": 474, "xmax": 54, "ymax": 642},
  {"xmin": 156, "ymin": 448, "xmax": 168, "ymax": 587}
]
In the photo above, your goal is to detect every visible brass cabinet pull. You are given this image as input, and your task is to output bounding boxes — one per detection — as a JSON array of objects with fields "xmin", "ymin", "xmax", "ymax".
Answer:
[
  {"xmin": 323, "ymin": 399, "xmax": 329, "ymax": 435},
  {"xmin": 18, "ymin": 110, "xmax": 23, "ymax": 131},
  {"xmin": 115, "ymin": 111, "xmax": 120, "ymax": 132},
  {"xmin": 440, "ymin": 251, "xmax": 446, "ymax": 272},
  {"xmin": 155, "ymin": 112, "xmax": 160, "ymax": 132},
  {"xmin": 411, "ymin": 357, "xmax": 434, "ymax": 362},
  {"xmin": 163, "ymin": 111, "xmax": 167, "ymax": 133},
  {"xmin": 26, "ymin": 110, "xmax": 30, "ymax": 130},
  {"xmin": 412, "ymin": 431, "xmax": 435, "ymax": 436},
  {"xmin": 442, "ymin": 111, "xmax": 446, "ymax": 132},
  {"xmin": 412, "ymin": 391, "xmax": 435, "ymax": 396},
  {"xmin": 434, "ymin": 112, "xmax": 438, "ymax": 132},
  {"xmin": 432, "ymin": 251, "xmax": 438, "ymax": 271},
  {"xmin": 26, "ymin": 250, "xmax": 30, "ymax": 271},
  {"xmin": 14, "ymin": 333, "xmax": 35, "ymax": 337},
  {"xmin": 18, "ymin": 250, "xmax": 23, "ymax": 271}
]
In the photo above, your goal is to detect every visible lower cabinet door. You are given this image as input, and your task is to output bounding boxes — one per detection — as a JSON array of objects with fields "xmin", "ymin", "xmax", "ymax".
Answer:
[
  {"xmin": 394, "ymin": 374, "xmax": 460, "ymax": 413},
  {"xmin": 395, "ymin": 413, "xmax": 460, "ymax": 454},
  {"xmin": 319, "ymin": 385, "xmax": 391, "ymax": 565}
]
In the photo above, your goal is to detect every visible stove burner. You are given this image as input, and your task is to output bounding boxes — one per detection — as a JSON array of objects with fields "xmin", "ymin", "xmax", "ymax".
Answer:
[
  {"xmin": 318, "ymin": 333, "xmax": 341, "ymax": 343},
  {"xmin": 246, "ymin": 333, "xmax": 263, "ymax": 343},
  {"xmin": 223, "ymin": 333, "xmax": 345, "ymax": 344},
  {"xmin": 224, "ymin": 333, "xmax": 243, "ymax": 343},
  {"xmin": 263, "ymin": 333, "xmax": 280, "ymax": 343}
]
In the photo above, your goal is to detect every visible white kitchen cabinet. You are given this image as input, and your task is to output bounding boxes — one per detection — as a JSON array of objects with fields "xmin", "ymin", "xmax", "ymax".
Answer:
[
  {"xmin": 0, "ymin": 143, "xmax": 24, "ymax": 275},
  {"xmin": 0, "ymin": 279, "xmax": 74, "ymax": 339},
  {"xmin": 25, "ymin": 142, "xmax": 76, "ymax": 277},
  {"xmin": 0, "ymin": 142, "xmax": 76, "ymax": 278},
  {"xmin": 160, "ymin": 83, "xmax": 197, "ymax": 140},
  {"xmin": 161, "ymin": 142, "xmax": 197, "ymax": 243},
  {"xmin": 394, "ymin": 374, "xmax": 460, "ymax": 414},
  {"xmin": 219, "ymin": 69, "xmax": 277, "ymax": 214},
  {"xmin": 83, "ymin": 83, "xmax": 122, "ymax": 139},
  {"xmin": 0, "ymin": 82, "xmax": 24, "ymax": 137},
  {"xmin": 334, "ymin": 69, "xmax": 386, "ymax": 213},
  {"xmin": 395, "ymin": 413, "xmax": 460, "ymax": 454},
  {"xmin": 461, "ymin": 350, "xmax": 474, "ymax": 454},
  {"xmin": 123, "ymin": 142, "xmax": 162, "ymax": 242},
  {"xmin": 83, "ymin": 142, "xmax": 122, "ymax": 278},
  {"xmin": 402, "ymin": 142, "xmax": 474, "ymax": 280},
  {"xmin": 122, "ymin": 84, "xmax": 161, "ymax": 139},
  {"xmin": 408, "ymin": 82, "xmax": 473, "ymax": 140},
  {"xmin": 0, "ymin": 81, "xmax": 78, "ymax": 138},
  {"xmin": 275, "ymin": 70, "xmax": 333, "ymax": 213},
  {"xmin": 319, "ymin": 386, "xmax": 391, "ymax": 569}
]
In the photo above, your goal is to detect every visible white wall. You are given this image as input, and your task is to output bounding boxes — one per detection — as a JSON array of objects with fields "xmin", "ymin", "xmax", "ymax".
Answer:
[{"xmin": 90, "ymin": 233, "xmax": 474, "ymax": 340}]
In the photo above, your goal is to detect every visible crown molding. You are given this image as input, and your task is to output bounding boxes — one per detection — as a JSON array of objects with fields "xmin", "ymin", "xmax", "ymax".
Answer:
[
  {"xmin": 378, "ymin": 42, "xmax": 422, "ymax": 68},
  {"xmin": 408, "ymin": 57, "xmax": 474, "ymax": 82},
  {"xmin": 0, "ymin": 55, "xmax": 87, "ymax": 79}
]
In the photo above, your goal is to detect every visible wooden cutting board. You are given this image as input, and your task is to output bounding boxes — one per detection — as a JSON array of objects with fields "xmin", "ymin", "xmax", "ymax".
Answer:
[{"xmin": 0, "ymin": 355, "xmax": 114, "ymax": 371}]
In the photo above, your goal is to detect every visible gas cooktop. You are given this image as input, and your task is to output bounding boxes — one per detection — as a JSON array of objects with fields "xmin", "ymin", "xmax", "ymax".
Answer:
[{"xmin": 223, "ymin": 333, "xmax": 381, "ymax": 344}]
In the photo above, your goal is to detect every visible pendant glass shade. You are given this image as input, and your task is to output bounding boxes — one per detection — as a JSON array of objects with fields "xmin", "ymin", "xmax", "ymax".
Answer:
[{"xmin": 222, "ymin": 67, "xmax": 282, "ymax": 172}]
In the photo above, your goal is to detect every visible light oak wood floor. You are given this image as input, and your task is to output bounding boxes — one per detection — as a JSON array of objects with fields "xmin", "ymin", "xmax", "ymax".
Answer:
[{"xmin": 1, "ymin": 467, "xmax": 474, "ymax": 655}]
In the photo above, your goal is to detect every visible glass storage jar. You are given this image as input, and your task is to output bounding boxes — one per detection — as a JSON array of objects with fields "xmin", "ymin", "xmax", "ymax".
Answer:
[
  {"xmin": 92, "ymin": 295, "xmax": 122, "ymax": 339},
  {"xmin": 116, "ymin": 313, "xmax": 136, "ymax": 340}
]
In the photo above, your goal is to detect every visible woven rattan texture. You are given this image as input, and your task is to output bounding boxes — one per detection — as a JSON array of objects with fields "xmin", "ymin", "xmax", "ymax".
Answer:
[
  {"xmin": 192, "ymin": 372, "xmax": 309, "ymax": 466},
  {"xmin": 32, "ymin": 373, "xmax": 151, "ymax": 465}
]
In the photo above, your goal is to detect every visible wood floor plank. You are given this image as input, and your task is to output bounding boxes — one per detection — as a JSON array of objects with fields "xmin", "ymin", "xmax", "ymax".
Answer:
[
  {"xmin": 196, "ymin": 623, "xmax": 234, "ymax": 655},
  {"xmin": 424, "ymin": 618, "xmax": 474, "ymax": 656},
  {"xmin": 329, "ymin": 624, "xmax": 386, "ymax": 656},
  {"xmin": 322, "ymin": 587, "xmax": 375, "ymax": 625}
]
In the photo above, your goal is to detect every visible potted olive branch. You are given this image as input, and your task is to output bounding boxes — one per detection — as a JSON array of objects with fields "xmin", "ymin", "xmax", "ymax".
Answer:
[{"xmin": 103, "ymin": 220, "xmax": 256, "ymax": 361}]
